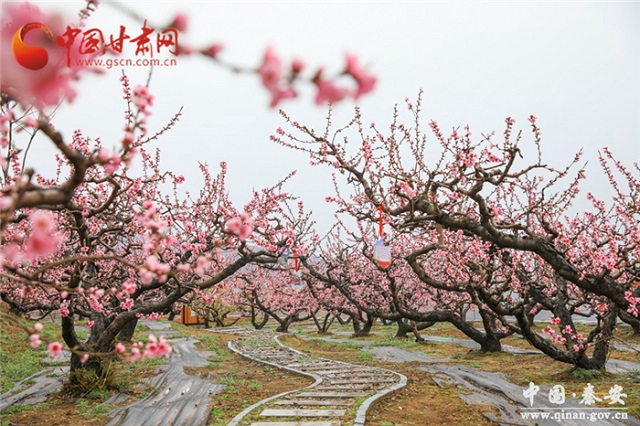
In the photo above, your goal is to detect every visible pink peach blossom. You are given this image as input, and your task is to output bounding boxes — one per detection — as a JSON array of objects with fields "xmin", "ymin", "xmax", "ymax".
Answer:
[
  {"xmin": 238, "ymin": 224, "xmax": 253, "ymax": 241},
  {"xmin": 205, "ymin": 43, "xmax": 223, "ymax": 58},
  {"xmin": 225, "ymin": 217, "xmax": 242, "ymax": 235},
  {"xmin": 314, "ymin": 79, "xmax": 348, "ymax": 105},
  {"xmin": 171, "ymin": 13, "xmax": 189, "ymax": 32},
  {"xmin": 30, "ymin": 334, "xmax": 42, "ymax": 348},
  {"xmin": 0, "ymin": 3, "xmax": 87, "ymax": 109},
  {"xmin": 345, "ymin": 53, "xmax": 376, "ymax": 99},
  {"xmin": 258, "ymin": 47, "xmax": 281, "ymax": 91},
  {"xmin": 48, "ymin": 341, "xmax": 63, "ymax": 359},
  {"xmin": 257, "ymin": 47, "xmax": 297, "ymax": 107},
  {"xmin": 291, "ymin": 59, "xmax": 305, "ymax": 74}
]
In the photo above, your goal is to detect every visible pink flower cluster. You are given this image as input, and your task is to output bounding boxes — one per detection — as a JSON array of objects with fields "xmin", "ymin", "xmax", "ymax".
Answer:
[
  {"xmin": 314, "ymin": 72, "xmax": 349, "ymax": 105},
  {"xmin": 193, "ymin": 255, "xmax": 212, "ymax": 276},
  {"xmin": 139, "ymin": 201, "xmax": 168, "ymax": 237},
  {"xmin": 258, "ymin": 47, "xmax": 297, "ymax": 107},
  {"xmin": 139, "ymin": 254, "xmax": 171, "ymax": 285},
  {"xmin": 170, "ymin": 13, "xmax": 189, "ymax": 33},
  {"xmin": 133, "ymin": 85, "xmax": 154, "ymax": 117},
  {"xmin": 29, "ymin": 323, "xmax": 44, "ymax": 348},
  {"xmin": 0, "ymin": 110, "xmax": 14, "ymax": 149},
  {"xmin": 122, "ymin": 280, "xmax": 137, "ymax": 295},
  {"xmin": 624, "ymin": 291, "xmax": 640, "ymax": 317},
  {"xmin": 97, "ymin": 148, "xmax": 123, "ymax": 175},
  {"xmin": 257, "ymin": 48, "xmax": 376, "ymax": 107},
  {"xmin": 59, "ymin": 299, "xmax": 71, "ymax": 317},
  {"xmin": 122, "ymin": 334, "xmax": 172, "ymax": 362},
  {"xmin": 397, "ymin": 182, "xmax": 417, "ymax": 199},
  {"xmin": 345, "ymin": 54, "xmax": 377, "ymax": 100},
  {"xmin": 29, "ymin": 324, "xmax": 66, "ymax": 359},
  {"xmin": 225, "ymin": 212, "xmax": 254, "ymax": 241},
  {"xmin": 312, "ymin": 54, "xmax": 377, "ymax": 105},
  {"xmin": 24, "ymin": 212, "xmax": 62, "ymax": 260},
  {"xmin": 0, "ymin": 2, "xmax": 86, "ymax": 109}
]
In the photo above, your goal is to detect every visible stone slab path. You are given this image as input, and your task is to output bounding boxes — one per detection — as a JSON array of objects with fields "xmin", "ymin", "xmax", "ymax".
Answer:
[{"xmin": 206, "ymin": 327, "xmax": 407, "ymax": 426}]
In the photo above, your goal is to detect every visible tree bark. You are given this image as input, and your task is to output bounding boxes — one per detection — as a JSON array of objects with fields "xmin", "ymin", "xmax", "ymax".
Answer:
[
  {"xmin": 116, "ymin": 317, "xmax": 138, "ymax": 342},
  {"xmin": 352, "ymin": 313, "xmax": 374, "ymax": 337}
]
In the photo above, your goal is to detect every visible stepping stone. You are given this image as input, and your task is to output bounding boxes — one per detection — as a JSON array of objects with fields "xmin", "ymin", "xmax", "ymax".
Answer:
[
  {"xmin": 251, "ymin": 423, "xmax": 340, "ymax": 426},
  {"xmin": 303, "ymin": 364, "xmax": 345, "ymax": 371},
  {"xmin": 307, "ymin": 367, "xmax": 371, "ymax": 375},
  {"xmin": 288, "ymin": 363, "xmax": 334, "ymax": 369},
  {"xmin": 260, "ymin": 409, "xmax": 346, "ymax": 417},
  {"xmin": 324, "ymin": 373, "xmax": 383, "ymax": 379},
  {"xmin": 206, "ymin": 328, "xmax": 252, "ymax": 334},
  {"xmin": 315, "ymin": 384, "xmax": 371, "ymax": 390},
  {"xmin": 330, "ymin": 378, "xmax": 396, "ymax": 384},
  {"xmin": 297, "ymin": 392, "xmax": 367, "ymax": 398},
  {"xmin": 272, "ymin": 399, "xmax": 353, "ymax": 407}
]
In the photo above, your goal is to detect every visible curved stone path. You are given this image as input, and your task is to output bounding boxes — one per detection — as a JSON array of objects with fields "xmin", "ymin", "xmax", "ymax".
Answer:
[{"xmin": 208, "ymin": 326, "xmax": 407, "ymax": 426}]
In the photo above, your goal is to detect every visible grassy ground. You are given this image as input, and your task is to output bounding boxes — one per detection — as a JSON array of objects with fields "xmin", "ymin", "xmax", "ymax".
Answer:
[
  {"xmin": 292, "ymin": 319, "xmax": 640, "ymax": 363},
  {"xmin": 0, "ymin": 316, "xmax": 171, "ymax": 426},
  {"xmin": 0, "ymin": 318, "xmax": 312, "ymax": 426},
  {"xmin": 281, "ymin": 321, "xmax": 640, "ymax": 424},
  {"xmin": 1, "ymin": 316, "xmax": 638, "ymax": 425},
  {"xmin": 0, "ymin": 317, "xmax": 63, "ymax": 393}
]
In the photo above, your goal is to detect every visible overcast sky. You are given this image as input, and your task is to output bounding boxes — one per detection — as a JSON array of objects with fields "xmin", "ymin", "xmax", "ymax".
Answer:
[{"xmin": 21, "ymin": 1, "xmax": 640, "ymax": 234}]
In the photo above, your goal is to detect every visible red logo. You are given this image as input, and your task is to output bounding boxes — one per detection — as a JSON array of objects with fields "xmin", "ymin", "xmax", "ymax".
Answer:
[
  {"xmin": 12, "ymin": 22, "xmax": 54, "ymax": 70},
  {"xmin": 11, "ymin": 21, "xmax": 179, "ymax": 70}
]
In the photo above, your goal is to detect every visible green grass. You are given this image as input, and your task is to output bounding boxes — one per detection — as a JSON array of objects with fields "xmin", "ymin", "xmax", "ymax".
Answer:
[
  {"xmin": 0, "ymin": 318, "xmax": 59, "ymax": 392},
  {"xmin": 0, "ymin": 402, "xmax": 53, "ymax": 426},
  {"xmin": 309, "ymin": 339, "xmax": 364, "ymax": 350},
  {"xmin": 0, "ymin": 401, "xmax": 51, "ymax": 416},
  {"xmin": 208, "ymin": 407, "xmax": 227, "ymax": 426},
  {"xmin": 111, "ymin": 355, "xmax": 168, "ymax": 392},
  {"xmin": 350, "ymin": 396, "xmax": 366, "ymax": 416},
  {"xmin": 371, "ymin": 337, "xmax": 421, "ymax": 349},
  {"xmin": 74, "ymin": 398, "xmax": 111, "ymax": 416},
  {"xmin": 220, "ymin": 370, "xmax": 249, "ymax": 392},
  {"xmin": 0, "ymin": 346, "xmax": 45, "ymax": 392},
  {"xmin": 87, "ymin": 388, "xmax": 111, "ymax": 400},
  {"xmin": 572, "ymin": 368, "xmax": 604, "ymax": 380},
  {"xmin": 355, "ymin": 351, "xmax": 375, "ymax": 363},
  {"xmin": 196, "ymin": 333, "xmax": 230, "ymax": 361}
]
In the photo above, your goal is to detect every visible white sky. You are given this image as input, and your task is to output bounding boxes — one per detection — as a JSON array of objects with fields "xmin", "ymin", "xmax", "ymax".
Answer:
[{"xmin": 14, "ymin": 1, "xmax": 640, "ymax": 234}]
